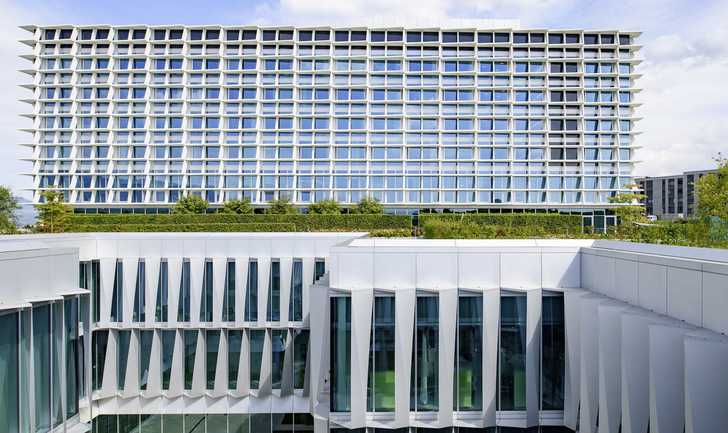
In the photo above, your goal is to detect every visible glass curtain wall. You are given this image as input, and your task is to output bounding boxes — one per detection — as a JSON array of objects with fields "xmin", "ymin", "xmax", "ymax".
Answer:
[
  {"xmin": 139, "ymin": 330, "xmax": 153, "ymax": 390},
  {"xmin": 110, "ymin": 261, "xmax": 123, "ymax": 322},
  {"xmin": 161, "ymin": 330, "xmax": 175, "ymax": 390},
  {"xmin": 330, "ymin": 296, "xmax": 351, "ymax": 412},
  {"xmin": 91, "ymin": 260, "xmax": 101, "ymax": 323},
  {"xmin": 456, "ymin": 295, "xmax": 483, "ymax": 411},
  {"xmin": 228, "ymin": 330, "xmax": 243, "ymax": 389},
  {"xmin": 249, "ymin": 330, "xmax": 265, "ymax": 390},
  {"xmin": 314, "ymin": 260, "xmax": 325, "ymax": 282},
  {"xmin": 289, "ymin": 260, "xmax": 303, "ymax": 322},
  {"xmin": 92, "ymin": 330, "xmax": 109, "ymax": 391},
  {"xmin": 223, "ymin": 260, "xmax": 236, "ymax": 322},
  {"xmin": 367, "ymin": 296, "xmax": 396, "ymax": 412},
  {"xmin": 207, "ymin": 330, "xmax": 220, "ymax": 389},
  {"xmin": 0, "ymin": 312, "xmax": 19, "ymax": 433},
  {"xmin": 292, "ymin": 329, "xmax": 308, "ymax": 390},
  {"xmin": 178, "ymin": 260, "xmax": 191, "ymax": 322},
  {"xmin": 133, "ymin": 260, "xmax": 146, "ymax": 322},
  {"xmin": 52, "ymin": 304, "xmax": 62, "ymax": 428},
  {"xmin": 499, "ymin": 296, "xmax": 527, "ymax": 411},
  {"xmin": 245, "ymin": 261, "xmax": 258, "ymax": 322},
  {"xmin": 411, "ymin": 295, "xmax": 439, "ymax": 412},
  {"xmin": 542, "ymin": 295, "xmax": 565, "ymax": 410},
  {"xmin": 64, "ymin": 298, "xmax": 81, "ymax": 419},
  {"xmin": 201, "ymin": 260, "xmax": 214, "ymax": 322},
  {"xmin": 267, "ymin": 261, "xmax": 281, "ymax": 321},
  {"xmin": 271, "ymin": 329, "xmax": 287, "ymax": 389},
  {"xmin": 33, "ymin": 304, "xmax": 51, "ymax": 433},
  {"xmin": 184, "ymin": 330, "xmax": 197, "ymax": 390},
  {"xmin": 155, "ymin": 260, "xmax": 168, "ymax": 322},
  {"xmin": 117, "ymin": 330, "xmax": 131, "ymax": 391}
]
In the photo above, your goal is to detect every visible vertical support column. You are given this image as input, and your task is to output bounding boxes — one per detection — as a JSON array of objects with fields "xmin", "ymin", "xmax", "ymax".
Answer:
[
  {"xmin": 620, "ymin": 309, "xmax": 658, "ymax": 433},
  {"xmin": 685, "ymin": 330, "xmax": 728, "ymax": 433},
  {"xmin": 145, "ymin": 257, "xmax": 160, "ymax": 327},
  {"xmin": 526, "ymin": 289, "xmax": 542, "ymax": 427},
  {"xmin": 212, "ymin": 257, "xmax": 227, "ymax": 326},
  {"xmin": 580, "ymin": 294, "xmax": 604, "ymax": 433},
  {"xmin": 188, "ymin": 258, "xmax": 204, "ymax": 328},
  {"xmin": 350, "ymin": 289, "xmax": 373, "ymax": 428},
  {"xmin": 649, "ymin": 320, "xmax": 692, "ymax": 433},
  {"xmin": 482, "ymin": 288, "xmax": 500, "ymax": 427},
  {"xmin": 439, "ymin": 288, "xmax": 458, "ymax": 426},
  {"xmin": 394, "ymin": 288, "xmax": 415, "ymax": 428},
  {"xmin": 166, "ymin": 258, "xmax": 182, "ymax": 327},
  {"xmin": 598, "ymin": 302, "xmax": 628, "ymax": 433},
  {"xmin": 279, "ymin": 257, "xmax": 293, "ymax": 324}
]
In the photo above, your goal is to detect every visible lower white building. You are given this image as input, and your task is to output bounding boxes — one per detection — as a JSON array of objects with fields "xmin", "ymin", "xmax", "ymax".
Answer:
[{"xmin": 1, "ymin": 233, "xmax": 728, "ymax": 433}]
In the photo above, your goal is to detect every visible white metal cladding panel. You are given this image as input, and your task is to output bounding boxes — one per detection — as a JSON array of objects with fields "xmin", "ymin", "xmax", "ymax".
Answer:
[
  {"xmin": 614, "ymin": 258, "xmax": 639, "ymax": 305},
  {"xmin": 637, "ymin": 262, "xmax": 667, "ymax": 314},
  {"xmin": 579, "ymin": 294, "xmax": 604, "ymax": 433},
  {"xmin": 666, "ymin": 266, "xmax": 702, "ymax": 326},
  {"xmin": 597, "ymin": 302, "xmax": 628, "ymax": 433},
  {"xmin": 581, "ymin": 245, "xmax": 728, "ymax": 337},
  {"xmin": 684, "ymin": 330, "xmax": 728, "ymax": 433},
  {"xmin": 563, "ymin": 288, "xmax": 587, "ymax": 430},
  {"xmin": 417, "ymin": 251, "xmax": 459, "ymax": 289},
  {"xmin": 702, "ymin": 271, "xmax": 728, "ymax": 336},
  {"xmin": 620, "ymin": 310, "xmax": 656, "ymax": 433},
  {"xmin": 541, "ymin": 250, "xmax": 581, "ymax": 288},
  {"xmin": 593, "ymin": 254, "xmax": 616, "ymax": 297},
  {"xmin": 649, "ymin": 321, "xmax": 693, "ymax": 433},
  {"xmin": 500, "ymin": 252, "xmax": 541, "ymax": 288},
  {"xmin": 458, "ymin": 252, "xmax": 500, "ymax": 289},
  {"xmin": 373, "ymin": 251, "xmax": 416, "ymax": 289}
]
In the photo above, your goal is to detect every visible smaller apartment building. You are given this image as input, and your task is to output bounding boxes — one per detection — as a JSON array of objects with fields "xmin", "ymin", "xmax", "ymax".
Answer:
[
  {"xmin": 2, "ymin": 233, "xmax": 728, "ymax": 433},
  {"xmin": 636, "ymin": 169, "xmax": 716, "ymax": 220}
]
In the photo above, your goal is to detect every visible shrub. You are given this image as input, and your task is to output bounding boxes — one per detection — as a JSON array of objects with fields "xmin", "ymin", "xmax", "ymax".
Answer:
[
  {"xmin": 418, "ymin": 213, "xmax": 581, "ymax": 235},
  {"xmin": 68, "ymin": 223, "xmax": 295, "ymax": 233},
  {"xmin": 354, "ymin": 196, "xmax": 384, "ymax": 214},
  {"xmin": 35, "ymin": 187, "xmax": 72, "ymax": 233},
  {"xmin": 67, "ymin": 213, "xmax": 412, "ymax": 232},
  {"xmin": 221, "ymin": 197, "xmax": 254, "ymax": 214},
  {"xmin": 173, "ymin": 195, "xmax": 209, "ymax": 214},
  {"xmin": 307, "ymin": 198, "xmax": 342, "ymax": 214},
  {"xmin": 267, "ymin": 194, "xmax": 298, "ymax": 214}
]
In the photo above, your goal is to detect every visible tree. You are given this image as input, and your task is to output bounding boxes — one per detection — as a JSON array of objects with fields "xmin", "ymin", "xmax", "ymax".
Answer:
[
  {"xmin": 307, "ymin": 198, "xmax": 341, "ymax": 214},
  {"xmin": 694, "ymin": 154, "xmax": 728, "ymax": 240},
  {"xmin": 695, "ymin": 154, "xmax": 728, "ymax": 221},
  {"xmin": 355, "ymin": 196, "xmax": 384, "ymax": 214},
  {"xmin": 34, "ymin": 187, "xmax": 72, "ymax": 233},
  {"xmin": 173, "ymin": 194, "xmax": 209, "ymax": 214},
  {"xmin": 267, "ymin": 194, "xmax": 298, "ymax": 214},
  {"xmin": 0, "ymin": 186, "xmax": 22, "ymax": 233},
  {"xmin": 221, "ymin": 197, "xmax": 254, "ymax": 214},
  {"xmin": 607, "ymin": 183, "xmax": 647, "ymax": 227}
]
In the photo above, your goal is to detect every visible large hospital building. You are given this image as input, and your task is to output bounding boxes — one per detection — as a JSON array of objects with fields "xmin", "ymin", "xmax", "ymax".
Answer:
[{"xmin": 20, "ymin": 20, "xmax": 640, "ymax": 228}]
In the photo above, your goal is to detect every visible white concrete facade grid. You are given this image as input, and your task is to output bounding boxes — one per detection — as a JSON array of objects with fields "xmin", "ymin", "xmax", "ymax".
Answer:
[{"xmin": 20, "ymin": 23, "xmax": 640, "ymax": 212}]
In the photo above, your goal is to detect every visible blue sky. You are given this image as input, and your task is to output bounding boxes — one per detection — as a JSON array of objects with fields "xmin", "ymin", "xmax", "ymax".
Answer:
[{"xmin": 1, "ymin": 0, "xmax": 727, "ymax": 199}]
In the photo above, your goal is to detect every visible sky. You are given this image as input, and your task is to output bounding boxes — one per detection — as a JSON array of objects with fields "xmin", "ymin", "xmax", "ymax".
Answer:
[{"xmin": 1, "ymin": 0, "xmax": 727, "ymax": 200}]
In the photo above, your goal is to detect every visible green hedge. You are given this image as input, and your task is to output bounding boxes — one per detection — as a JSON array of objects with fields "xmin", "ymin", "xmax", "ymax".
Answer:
[
  {"xmin": 68, "ymin": 214, "xmax": 412, "ymax": 231},
  {"xmin": 418, "ymin": 213, "xmax": 582, "ymax": 234},
  {"xmin": 422, "ymin": 219, "xmax": 576, "ymax": 239},
  {"xmin": 69, "ymin": 223, "xmax": 296, "ymax": 233}
]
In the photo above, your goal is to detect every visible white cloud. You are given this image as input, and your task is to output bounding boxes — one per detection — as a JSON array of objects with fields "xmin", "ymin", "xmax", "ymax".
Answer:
[{"xmin": 634, "ymin": 29, "xmax": 728, "ymax": 176}]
